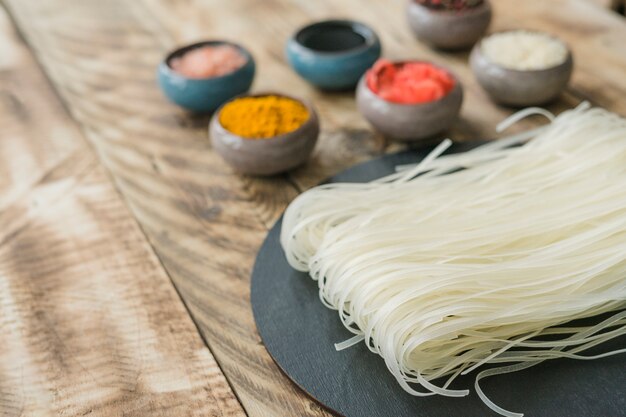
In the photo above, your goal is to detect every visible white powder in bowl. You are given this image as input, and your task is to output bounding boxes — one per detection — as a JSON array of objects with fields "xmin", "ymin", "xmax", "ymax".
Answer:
[{"xmin": 481, "ymin": 30, "xmax": 569, "ymax": 71}]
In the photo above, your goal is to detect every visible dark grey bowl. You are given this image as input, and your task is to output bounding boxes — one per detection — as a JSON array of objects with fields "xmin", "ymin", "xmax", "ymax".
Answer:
[
  {"xmin": 407, "ymin": 0, "xmax": 492, "ymax": 50},
  {"xmin": 209, "ymin": 93, "xmax": 319, "ymax": 176},
  {"xmin": 356, "ymin": 64, "xmax": 463, "ymax": 142},
  {"xmin": 470, "ymin": 37, "xmax": 573, "ymax": 107}
]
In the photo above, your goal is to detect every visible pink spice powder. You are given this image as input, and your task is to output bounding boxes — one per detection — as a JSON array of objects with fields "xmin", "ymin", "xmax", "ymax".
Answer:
[{"xmin": 170, "ymin": 44, "xmax": 247, "ymax": 79}]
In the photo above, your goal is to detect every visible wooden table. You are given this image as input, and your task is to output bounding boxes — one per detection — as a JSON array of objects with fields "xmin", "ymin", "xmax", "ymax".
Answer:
[{"xmin": 1, "ymin": 1, "xmax": 624, "ymax": 416}]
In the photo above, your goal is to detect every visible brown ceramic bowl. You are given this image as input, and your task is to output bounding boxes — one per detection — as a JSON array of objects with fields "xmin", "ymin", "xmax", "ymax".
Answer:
[
  {"xmin": 470, "ymin": 34, "xmax": 573, "ymax": 107},
  {"xmin": 209, "ymin": 93, "xmax": 319, "ymax": 176},
  {"xmin": 356, "ymin": 63, "xmax": 463, "ymax": 142},
  {"xmin": 407, "ymin": 0, "xmax": 492, "ymax": 50}
]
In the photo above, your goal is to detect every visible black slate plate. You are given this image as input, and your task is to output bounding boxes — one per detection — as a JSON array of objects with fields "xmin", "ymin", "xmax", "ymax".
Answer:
[{"xmin": 251, "ymin": 149, "xmax": 626, "ymax": 417}]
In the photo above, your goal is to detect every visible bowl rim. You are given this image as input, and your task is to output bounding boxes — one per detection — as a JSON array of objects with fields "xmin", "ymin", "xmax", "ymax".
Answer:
[
  {"xmin": 473, "ymin": 29, "xmax": 574, "ymax": 75},
  {"xmin": 210, "ymin": 92, "xmax": 319, "ymax": 142},
  {"xmin": 408, "ymin": 0, "xmax": 491, "ymax": 15},
  {"xmin": 290, "ymin": 19, "xmax": 380, "ymax": 57},
  {"xmin": 360, "ymin": 60, "xmax": 463, "ymax": 108},
  {"xmin": 160, "ymin": 40, "xmax": 254, "ymax": 81}
]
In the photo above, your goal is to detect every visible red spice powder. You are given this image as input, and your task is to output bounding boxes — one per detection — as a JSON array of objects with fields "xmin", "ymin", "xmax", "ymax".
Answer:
[
  {"xmin": 366, "ymin": 59, "xmax": 455, "ymax": 104},
  {"xmin": 170, "ymin": 44, "xmax": 246, "ymax": 79}
]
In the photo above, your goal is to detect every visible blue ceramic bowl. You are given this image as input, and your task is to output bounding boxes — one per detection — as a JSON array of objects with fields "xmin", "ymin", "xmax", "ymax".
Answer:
[
  {"xmin": 158, "ymin": 40, "xmax": 255, "ymax": 113},
  {"xmin": 286, "ymin": 20, "xmax": 381, "ymax": 91}
]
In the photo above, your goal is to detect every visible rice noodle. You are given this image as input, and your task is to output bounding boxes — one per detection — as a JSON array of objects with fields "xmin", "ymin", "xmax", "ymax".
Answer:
[{"xmin": 280, "ymin": 104, "xmax": 626, "ymax": 416}]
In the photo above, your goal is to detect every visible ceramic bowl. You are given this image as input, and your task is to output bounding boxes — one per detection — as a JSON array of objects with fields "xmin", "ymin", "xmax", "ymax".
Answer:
[
  {"xmin": 209, "ymin": 93, "xmax": 320, "ymax": 176},
  {"xmin": 356, "ymin": 62, "xmax": 463, "ymax": 142},
  {"xmin": 470, "ymin": 35, "xmax": 573, "ymax": 107},
  {"xmin": 286, "ymin": 20, "xmax": 381, "ymax": 90},
  {"xmin": 407, "ymin": 0, "xmax": 492, "ymax": 50},
  {"xmin": 158, "ymin": 40, "xmax": 255, "ymax": 113}
]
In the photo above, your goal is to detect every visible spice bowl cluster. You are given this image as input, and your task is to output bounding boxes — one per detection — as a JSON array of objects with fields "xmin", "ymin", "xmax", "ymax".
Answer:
[{"xmin": 157, "ymin": 0, "xmax": 575, "ymax": 175}]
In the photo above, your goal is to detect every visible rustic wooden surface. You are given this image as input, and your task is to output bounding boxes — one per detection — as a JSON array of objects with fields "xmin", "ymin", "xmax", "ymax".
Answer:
[
  {"xmin": 0, "ymin": 0, "xmax": 624, "ymax": 416},
  {"xmin": 0, "ymin": 5, "xmax": 243, "ymax": 417},
  {"xmin": 591, "ymin": 0, "xmax": 625, "ymax": 12}
]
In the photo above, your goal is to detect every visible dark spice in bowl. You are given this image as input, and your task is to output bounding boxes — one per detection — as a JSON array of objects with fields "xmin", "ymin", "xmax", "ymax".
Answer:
[
  {"xmin": 415, "ymin": 0, "xmax": 484, "ymax": 11},
  {"xmin": 295, "ymin": 21, "xmax": 367, "ymax": 52}
]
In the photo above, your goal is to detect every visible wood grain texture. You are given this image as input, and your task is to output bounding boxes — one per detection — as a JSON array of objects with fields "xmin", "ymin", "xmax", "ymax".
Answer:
[
  {"xmin": 587, "ymin": 0, "xmax": 625, "ymax": 12},
  {"xmin": 4, "ymin": 0, "xmax": 626, "ymax": 416},
  {"xmin": 0, "ymin": 6, "xmax": 244, "ymax": 417},
  {"xmin": 2, "ymin": 2, "xmax": 319, "ymax": 416}
]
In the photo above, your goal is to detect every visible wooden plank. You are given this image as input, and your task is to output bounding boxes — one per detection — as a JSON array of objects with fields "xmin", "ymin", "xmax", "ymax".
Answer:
[
  {"xmin": 4, "ymin": 0, "xmax": 626, "ymax": 416},
  {"xmin": 0, "ymin": 6, "xmax": 244, "ymax": 417},
  {"xmin": 1, "ymin": 2, "xmax": 321, "ymax": 417},
  {"xmin": 587, "ymin": 0, "xmax": 625, "ymax": 11}
]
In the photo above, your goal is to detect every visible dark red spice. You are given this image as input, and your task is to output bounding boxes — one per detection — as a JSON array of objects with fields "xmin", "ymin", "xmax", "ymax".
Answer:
[
  {"xmin": 366, "ymin": 59, "xmax": 455, "ymax": 104},
  {"xmin": 415, "ymin": 0, "xmax": 484, "ymax": 11}
]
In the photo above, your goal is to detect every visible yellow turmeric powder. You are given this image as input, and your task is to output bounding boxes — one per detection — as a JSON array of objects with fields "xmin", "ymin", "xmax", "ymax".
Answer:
[{"xmin": 219, "ymin": 95, "xmax": 309, "ymax": 139}]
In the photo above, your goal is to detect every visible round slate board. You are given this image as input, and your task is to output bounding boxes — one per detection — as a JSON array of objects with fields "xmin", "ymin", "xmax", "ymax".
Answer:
[{"xmin": 251, "ymin": 149, "xmax": 626, "ymax": 417}]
